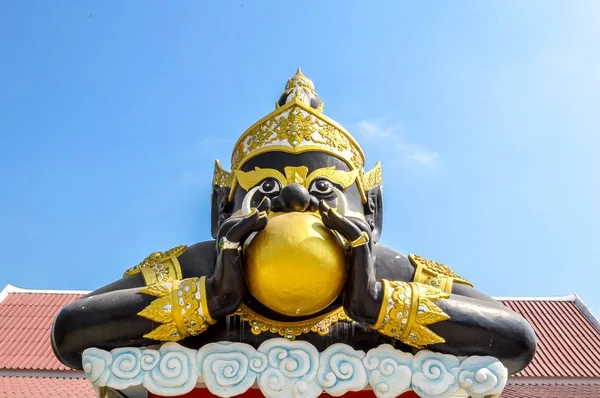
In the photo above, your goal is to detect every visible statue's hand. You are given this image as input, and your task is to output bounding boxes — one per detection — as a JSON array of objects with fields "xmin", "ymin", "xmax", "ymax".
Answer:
[
  {"xmin": 207, "ymin": 198, "xmax": 270, "ymax": 318},
  {"xmin": 318, "ymin": 200, "xmax": 382, "ymax": 325}
]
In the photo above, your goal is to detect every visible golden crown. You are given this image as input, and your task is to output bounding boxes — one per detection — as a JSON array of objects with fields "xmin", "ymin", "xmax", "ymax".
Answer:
[{"xmin": 213, "ymin": 69, "xmax": 382, "ymax": 202}]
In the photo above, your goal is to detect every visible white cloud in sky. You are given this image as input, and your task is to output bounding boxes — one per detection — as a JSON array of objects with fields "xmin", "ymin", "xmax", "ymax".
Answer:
[{"xmin": 355, "ymin": 120, "xmax": 441, "ymax": 168}]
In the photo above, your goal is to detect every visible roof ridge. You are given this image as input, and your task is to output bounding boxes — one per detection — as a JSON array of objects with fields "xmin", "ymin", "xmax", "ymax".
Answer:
[
  {"xmin": 572, "ymin": 293, "xmax": 600, "ymax": 332},
  {"xmin": 495, "ymin": 294, "xmax": 577, "ymax": 302},
  {"xmin": 0, "ymin": 285, "xmax": 90, "ymax": 303}
]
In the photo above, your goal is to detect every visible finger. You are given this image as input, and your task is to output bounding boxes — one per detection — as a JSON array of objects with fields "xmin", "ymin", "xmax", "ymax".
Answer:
[
  {"xmin": 254, "ymin": 212, "xmax": 268, "ymax": 231},
  {"xmin": 347, "ymin": 217, "xmax": 371, "ymax": 235},
  {"xmin": 257, "ymin": 196, "xmax": 271, "ymax": 214},
  {"xmin": 318, "ymin": 201, "xmax": 335, "ymax": 230},
  {"xmin": 318, "ymin": 200, "xmax": 334, "ymax": 228},
  {"xmin": 327, "ymin": 208, "xmax": 363, "ymax": 241},
  {"xmin": 318, "ymin": 199, "xmax": 331, "ymax": 215},
  {"xmin": 319, "ymin": 200, "xmax": 363, "ymax": 241},
  {"xmin": 217, "ymin": 205, "xmax": 270, "ymax": 240},
  {"xmin": 216, "ymin": 216, "xmax": 244, "ymax": 241},
  {"xmin": 226, "ymin": 209, "xmax": 261, "ymax": 243}
]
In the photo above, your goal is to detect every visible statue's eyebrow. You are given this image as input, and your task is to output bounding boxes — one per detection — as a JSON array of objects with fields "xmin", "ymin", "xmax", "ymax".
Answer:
[
  {"xmin": 234, "ymin": 168, "xmax": 287, "ymax": 191},
  {"xmin": 234, "ymin": 166, "xmax": 358, "ymax": 192},
  {"xmin": 306, "ymin": 167, "xmax": 359, "ymax": 189}
]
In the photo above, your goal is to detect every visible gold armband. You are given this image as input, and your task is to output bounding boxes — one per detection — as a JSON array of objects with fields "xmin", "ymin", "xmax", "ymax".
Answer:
[
  {"xmin": 410, "ymin": 254, "xmax": 473, "ymax": 293},
  {"xmin": 123, "ymin": 245, "xmax": 187, "ymax": 286},
  {"xmin": 138, "ymin": 276, "xmax": 215, "ymax": 342},
  {"xmin": 372, "ymin": 280, "xmax": 450, "ymax": 348}
]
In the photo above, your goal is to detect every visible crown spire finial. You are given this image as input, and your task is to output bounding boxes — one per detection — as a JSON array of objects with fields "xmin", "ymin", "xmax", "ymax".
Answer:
[{"xmin": 277, "ymin": 68, "xmax": 323, "ymax": 111}]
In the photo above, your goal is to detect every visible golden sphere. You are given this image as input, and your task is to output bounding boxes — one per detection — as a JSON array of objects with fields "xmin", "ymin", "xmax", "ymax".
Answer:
[{"xmin": 245, "ymin": 212, "xmax": 346, "ymax": 317}]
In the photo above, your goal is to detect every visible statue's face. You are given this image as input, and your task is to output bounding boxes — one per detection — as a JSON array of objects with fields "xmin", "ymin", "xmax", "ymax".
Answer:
[{"xmin": 230, "ymin": 151, "xmax": 365, "ymax": 219}]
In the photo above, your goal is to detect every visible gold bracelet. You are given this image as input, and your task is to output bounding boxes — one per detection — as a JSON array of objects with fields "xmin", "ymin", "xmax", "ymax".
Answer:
[
  {"xmin": 409, "ymin": 254, "xmax": 473, "ymax": 291},
  {"xmin": 219, "ymin": 237, "xmax": 241, "ymax": 251},
  {"xmin": 372, "ymin": 280, "xmax": 450, "ymax": 348},
  {"xmin": 123, "ymin": 245, "xmax": 187, "ymax": 286},
  {"xmin": 413, "ymin": 264, "xmax": 455, "ymax": 294},
  {"xmin": 138, "ymin": 276, "xmax": 215, "ymax": 342},
  {"xmin": 349, "ymin": 231, "xmax": 370, "ymax": 248}
]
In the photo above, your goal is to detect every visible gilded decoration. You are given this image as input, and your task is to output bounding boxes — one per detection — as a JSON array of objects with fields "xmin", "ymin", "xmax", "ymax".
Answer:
[
  {"xmin": 123, "ymin": 245, "xmax": 187, "ymax": 286},
  {"xmin": 362, "ymin": 161, "xmax": 382, "ymax": 191},
  {"xmin": 234, "ymin": 166, "xmax": 359, "ymax": 192},
  {"xmin": 231, "ymin": 102, "xmax": 364, "ymax": 172},
  {"xmin": 234, "ymin": 303, "xmax": 352, "ymax": 340},
  {"xmin": 278, "ymin": 68, "xmax": 324, "ymax": 112},
  {"xmin": 215, "ymin": 70, "xmax": 382, "ymax": 204},
  {"xmin": 52, "ymin": 69, "xmax": 534, "ymax": 390},
  {"xmin": 212, "ymin": 160, "xmax": 233, "ymax": 188},
  {"xmin": 409, "ymin": 254, "xmax": 473, "ymax": 288},
  {"xmin": 373, "ymin": 280, "xmax": 450, "ymax": 348},
  {"xmin": 138, "ymin": 277, "xmax": 215, "ymax": 342}
]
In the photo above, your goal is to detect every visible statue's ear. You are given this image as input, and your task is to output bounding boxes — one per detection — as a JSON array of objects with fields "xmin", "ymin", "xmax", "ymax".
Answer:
[
  {"xmin": 211, "ymin": 160, "xmax": 234, "ymax": 239},
  {"xmin": 362, "ymin": 162, "xmax": 383, "ymax": 243}
]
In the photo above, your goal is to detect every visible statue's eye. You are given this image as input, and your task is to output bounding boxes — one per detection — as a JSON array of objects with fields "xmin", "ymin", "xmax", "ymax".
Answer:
[
  {"xmin": 258, "ymin": 178, "xmax": 281, "ymax": 195},
  {"xmin": 309, "ymin": 179, "xmax": 333, "ymax": 196}
]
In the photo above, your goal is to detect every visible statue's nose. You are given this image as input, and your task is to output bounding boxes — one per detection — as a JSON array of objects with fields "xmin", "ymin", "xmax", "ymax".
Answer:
[{"xmin": 279, "ymin": 183, "xmax": 310, "ymax": 212}]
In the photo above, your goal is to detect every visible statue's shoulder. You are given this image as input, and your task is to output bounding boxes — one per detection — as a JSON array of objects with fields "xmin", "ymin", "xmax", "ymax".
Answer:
[
  {"xmin": 372, "ymin": 246, "xmax": 413, "ymax": 281},
  {"xmin": 408, "ymin": 253, "xmax": 473, "ymax": 292}
]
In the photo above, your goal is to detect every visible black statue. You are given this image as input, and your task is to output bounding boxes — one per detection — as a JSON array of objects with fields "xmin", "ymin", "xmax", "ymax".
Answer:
[{"xmin": 52, "ymin": 70, "xmax": 536, "ymax": 378}]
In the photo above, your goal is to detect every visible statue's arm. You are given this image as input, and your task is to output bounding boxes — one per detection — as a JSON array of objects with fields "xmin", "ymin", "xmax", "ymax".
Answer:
[
  {"xmin": 51, "ymin": 242, "xmax": 215, "ymax": 369},
  {"xmin": 51, "ymin": 287, "xmax": 157, "ymax": 369},
  {"xmin": 319, "ymin": 203, "xmax": 536, "ymax": 375},
  {"xmin": 376, "ymin": 258, "xmax": 536, "ymax": 374},
  {"xmin": 428, "ymin": 288, "xmax": 536, "ymax": 374},
  {"xmin": 51, "ymin": 204, "xmax": 270, "ymax": 370},
  {"xmin": 374, "ymin": 258, "xmax": 535, "ymax": 374},
  {"xmin": 384, "ymin": 251, "xmax": 536, "ymax": 374}
]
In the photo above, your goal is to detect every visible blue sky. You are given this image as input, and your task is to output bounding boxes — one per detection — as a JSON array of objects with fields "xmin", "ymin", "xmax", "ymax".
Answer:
[{"xmin": 1, "ymin": 2, "xmax": 599, "ymax": 316}]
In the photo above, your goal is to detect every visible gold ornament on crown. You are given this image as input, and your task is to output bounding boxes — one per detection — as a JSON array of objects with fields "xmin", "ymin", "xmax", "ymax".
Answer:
[
  {"xmin": 231, "ymin": 103, "xmax": 364, "ymax": 172},
  {"xmin": 212, "ymin": 160, "xmax": 233, "ymax": 188},
  {"xmin": 212, "ymin": 69, "xmax": 383, "ymax": 202}
]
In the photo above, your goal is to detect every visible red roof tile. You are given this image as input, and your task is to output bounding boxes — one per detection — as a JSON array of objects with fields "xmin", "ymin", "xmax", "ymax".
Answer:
[
  {"xmin": 0, "ymin": 377, "xmax": 95, "ymax": 397},
  {"xmin": 500, "ymin": 298, "xmax": 600, "ymax": 379},
  {"xmin": 502, "ymin": 383, "xmax": 600, "ymax": 397},
  {"xmin": 0, "ymin": 287, "xmax": 83, "ymax": 371}
]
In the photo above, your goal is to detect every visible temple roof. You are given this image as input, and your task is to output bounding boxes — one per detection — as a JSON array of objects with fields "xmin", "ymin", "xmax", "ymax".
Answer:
[
  {"xmin": 0, "ymin": 285, "xmax": 87, "ymax": 372},
  {"xmin": 0, "ymin": 376, "xmax": 93, "ymax": 398},
  {"xmin": 499, "ymin": 295, "xmax": 600, "ymax": 379},
  {"xmin": 0, "ymin": 285, "xmax": 598, "ymax": 397},
  {"xmin": 502, "ymin": 383, "xmax": 600, "ymax": 397}
]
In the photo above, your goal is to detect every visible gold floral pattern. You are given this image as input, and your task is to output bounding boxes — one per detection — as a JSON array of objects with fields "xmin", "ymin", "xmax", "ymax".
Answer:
[
  {"xmin": 123, "ymin": 245, "xmax": 187, "ymax": 286},
  {"xmin": 233, "ymin": 304, "xmax": 352, "ymax": 340},
  {"xmin": 409, "ymin": 254, "xmax": 473, "ymax": 288},
  {"xmin": 138, "ymin": 277, "xmax": 214, "ymax": 342},
  {"xmin": 212, "ymin": 160, "xmax": 233, "ymax": 188},
  {"xmin": 231, "ymin": 104, "xmax": 364, "ymax": 172},
  {"xmin": 362, "ymin": 161, "xmax": 382, "ymax": 191},
  {"xmin": 373, "ymin": 280, "xmax": 450, "ymax": 349}
]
